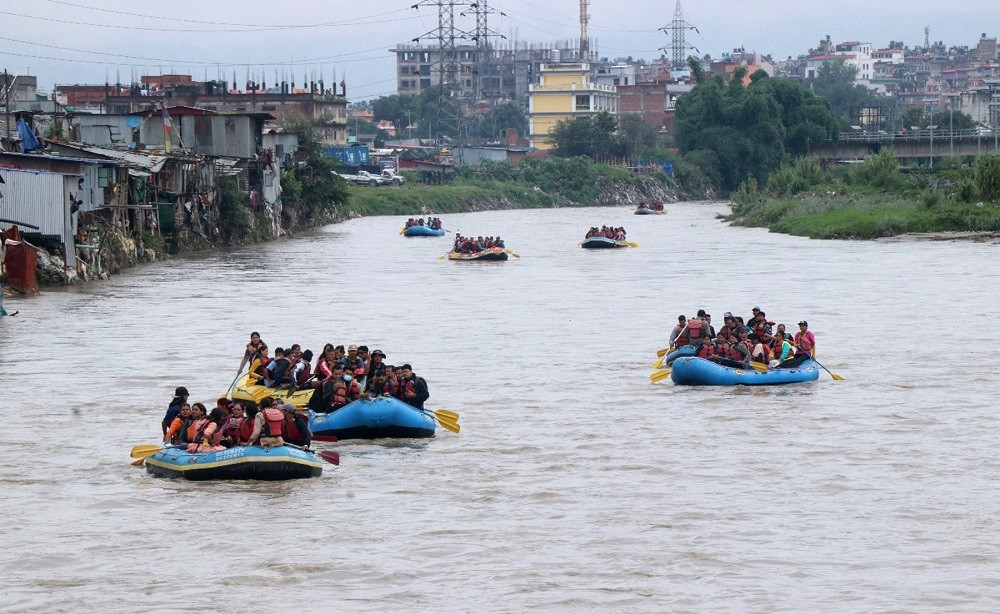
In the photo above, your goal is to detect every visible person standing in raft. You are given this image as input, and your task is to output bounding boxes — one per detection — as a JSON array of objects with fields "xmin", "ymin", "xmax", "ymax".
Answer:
[
  {"xmin": 399, "ymin": 364, "xmax": 430, "ymax": 410},
  {"xmin": 238, "ymin": 332, "xmax": 267, "ymax": 374},
  {"xmin": 247, "ymin": 397, "xmax": 285, "ymax": 448},
  {"xmin": 161, "ymin": 386, "xmax": 189, "ymax": 436}
]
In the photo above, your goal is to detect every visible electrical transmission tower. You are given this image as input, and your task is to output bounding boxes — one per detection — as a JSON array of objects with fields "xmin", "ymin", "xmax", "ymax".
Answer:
[
  {"xmin": 466, "ymin": 0, "xmax": 506, "ymax": 102},
  {"xmin": 412, "ymin": 0, "xmax": 472, "ymax": 148},
  {"xmin": 659, "ymin": 0, "xmax": 699, "ymax": 71}
]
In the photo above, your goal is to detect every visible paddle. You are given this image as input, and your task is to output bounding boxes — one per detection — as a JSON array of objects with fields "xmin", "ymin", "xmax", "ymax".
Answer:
[
  {"xmin": 652, "ymin": 356, "xmax": 663, "ymax": 369},
  {"xmin": 625, "ymin": 241, "xmax": 638, "ymax": 248},
  {"xmin": 650, "ymin": 369, "xmax": 670, "ymax": 383},
  {"xmin": 130, "ymin": 443, "xmax": 168, "ymax": 458},
  {"xmin": 434, "ymin": 409, "xmax": 459, "ymax": 421},
  {"xmin": 806, "ymin": 352, "xmax": 844, "ymax": 380},
  {"xmin": 656, "ymin": 347, "xmax": 670, "ymax": 358},
  {"xmin": 319, "ymin": 450, "xmax": 341, "ymax": 465},
  {"xmin": 222, "ymin": 370, "xmax": 244, "ymax": 398},
  {"xmin": 504, "ymin": 249, "xmax": 520, "ymax": 258}
]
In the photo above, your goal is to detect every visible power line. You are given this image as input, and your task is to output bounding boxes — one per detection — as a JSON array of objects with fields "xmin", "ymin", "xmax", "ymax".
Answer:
[
  {"xmin": 0, "ymin": 7, "xmax": 413, "ymax": 32},
  {"xmin": 0, "ymin": 48, "xmax": 391, "ymax": 68}
]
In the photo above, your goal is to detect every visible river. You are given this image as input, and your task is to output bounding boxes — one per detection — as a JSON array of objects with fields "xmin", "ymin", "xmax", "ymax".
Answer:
[{"xmin": 1, "ymin": 203, "xmax": 998, "ymax": 613}]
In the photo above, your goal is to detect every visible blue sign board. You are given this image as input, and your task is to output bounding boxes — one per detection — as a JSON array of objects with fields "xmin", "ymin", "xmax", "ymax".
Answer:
[{"xmin": 323, "ymin": 146, "xmax": 370, "ymax": 167}]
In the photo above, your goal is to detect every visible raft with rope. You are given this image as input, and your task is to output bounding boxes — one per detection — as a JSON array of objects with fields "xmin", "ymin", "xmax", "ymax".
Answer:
[
  {"xmin": 447, "ymin": 247, "xmax": 509, "ymax": 261},
  {"xmin": 144, "ymin": 445, "xmax": 323, "ymax": 481},
  {"xmin": 404, "ymin": 225, "xmax": 445, "ymax": 237},
  {"xmin": 309, "ymin": 396, "xmax": 437, "ymax": 440},
  {"xmin": 581, "ymin": 236, "xmax": 629, "ymax": 249},
  {"xmin": 669, "ymin": 356, "xmax": 819, "ymax": 386}
]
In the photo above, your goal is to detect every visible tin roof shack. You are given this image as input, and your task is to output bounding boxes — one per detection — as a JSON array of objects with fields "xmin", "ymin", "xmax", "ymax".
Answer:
[
  {"xmin": 0, "ymin": 151, "xmax": 125, "ymax": 276},
  {"xmin": 263, "ymin": 129, "xmax": 300, "ymax": 171}
]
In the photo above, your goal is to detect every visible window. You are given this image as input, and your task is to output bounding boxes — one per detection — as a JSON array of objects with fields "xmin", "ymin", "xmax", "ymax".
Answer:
[
  {"xmin": 575, "ymin": 94, "xmax": 590, "ymax": 111},
  {"xmin": 97, "ymin": 166, "xmax": 110, "ymax": 188}
]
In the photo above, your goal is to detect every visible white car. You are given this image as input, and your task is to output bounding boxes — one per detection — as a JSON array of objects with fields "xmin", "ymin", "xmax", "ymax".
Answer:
[
  {"xmin": 353, "ymin": 171, "xmax": 385, "ymax": 186},
  {"xmin": 381, "ymin": 170, "xmax": 406, "ymax": 186}
]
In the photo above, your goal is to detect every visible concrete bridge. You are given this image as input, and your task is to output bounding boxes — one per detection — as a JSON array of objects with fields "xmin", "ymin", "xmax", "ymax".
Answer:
[{"xmin": 812, "ymin": 128, "xmax": 1000, "ymax": 164}]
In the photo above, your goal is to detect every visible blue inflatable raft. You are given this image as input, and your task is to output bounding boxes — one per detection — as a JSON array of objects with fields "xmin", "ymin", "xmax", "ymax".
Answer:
[
  {"xmin": 670, "ymin": 356, "xmax": 820, "ymax": 386},
  {"xmin": 404, "ymin": 225, "xmax": 445, "ymax": 237},
  {"xmin": 310, "ymin": 396, "xmax": 437, "ymax": 440},
  {"xmin": 144, "ymin": 445, "xmax": 323, "ymax": 481},
  {"xmin": 581, "ymin": 236, "xmax": 628, "ymax": 249}
]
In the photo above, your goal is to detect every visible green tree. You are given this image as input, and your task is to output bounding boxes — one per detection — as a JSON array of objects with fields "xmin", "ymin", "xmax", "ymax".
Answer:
[
  {"xmin": 548, "ymin": 111, "xmax": 627, "ymax": 159},
  {"xmin": 286, "ymin": 121, "xmax": 350, "ymax": 220},
  {"xmin": 372, "ymin": 95, "xmax": 419, "ymax": 138},
  {"xmin": 930, "ymin": 110, "xmax": 976, "ymax": 131},
  {"xmin": 974, "ymin": 152, "xmax": 1000, "ymax": 201},
  {"xmin": 900, "ymin": 107, "xmax": 926, "ymax": 130},
  {"xmin": 807, "ymin": 60, "xmax": 877, "ymax": 122}
]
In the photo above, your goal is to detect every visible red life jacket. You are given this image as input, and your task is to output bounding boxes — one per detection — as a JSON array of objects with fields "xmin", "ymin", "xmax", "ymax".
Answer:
[
  {"xmin": 386, "ymin": 379, "xmax": 401, "ymax": 398},
  {"xmin": 295, "ymin": 362, "xmax": 312, "ymax": 384},
  {"xmin": 697, "ymin": 344, "xmax": 715, "ymax": 359},
  {"xmin": 238, "ymin": 416, "xmax": 255, "ymax": 443},
  {"xmin": 283, "ymin": 416, "xmax": 304, "ymax": 442},
  {"xmin": 261, "ymin": 408, "xmax": 285, "ymax": 438}
]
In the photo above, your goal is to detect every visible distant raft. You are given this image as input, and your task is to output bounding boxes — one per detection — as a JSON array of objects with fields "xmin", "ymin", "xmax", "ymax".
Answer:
[
  {"xmin": 404, "ymin": 225, "xmax": 445, "ymax": 237},
  {"xmin": 144, "ymin": 445, "xmax": 323, "ymax": 481},
  {"xmin": 669, "ymin": 356, "xmax": 820, "ymax": 386},
  {"xmin": 231, "ymin": 373, "xmax": 313, "ymax": 408},
  {"xmin": 310, "ymin": 396, "xmax": 436, "ymax": 440},
  {"xmin": 581, "ymin": 236, "xmax": 629, "ymax": 249},
  {"xmin": 447, "ymin": 247, "xmax": 509, "ymax": 261}
]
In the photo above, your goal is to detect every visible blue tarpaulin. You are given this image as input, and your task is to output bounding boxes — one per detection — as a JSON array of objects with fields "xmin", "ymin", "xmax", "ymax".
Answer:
[
  {"xmin": 323, "ymin": 146, "xmax": 370, "ymax": 167},
  {"xmin": 16, "ymin": 119, "xmax": 41, "ymax": 153}
]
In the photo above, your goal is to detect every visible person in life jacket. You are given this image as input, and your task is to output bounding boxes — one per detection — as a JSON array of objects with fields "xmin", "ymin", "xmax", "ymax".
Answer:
[
  {"xmin": 247, "ymin": 397, "xmax": 286, "ymax": 448},
  {"xmin": 161, "ymin": 386, "xmax": 190, "ymax": 436},
  {"xmin": 219, "ymin": 402, "xmax": 245, "ymax": 447},
  {"xmin": 718, "ymin": 313, "xmax": 741, "ymax": 341},
  {"xmin": 187, "ymin": 406, "xmax": 226, "ymax": 453},
  {"xmin": 285, "ymin": 349, "xmax": 313, "ymax": 390},
  {"xmin": 265, "ymin": 347, "xmax": 291, "ymax": 388},
  {"xmin": 710, "ymin": 335, "xmax": 745, "ymax": 368},
  {"xmin": 791, "ymin": 321, "xmax": 816, "ymax": 367},
  {"xmin": 238, "ymin": 331, "xmax": 267, "ymax": 375},
  {"xmin": 686, "ymin": 317, "xmax": 709, "ymax": 349},
  {"xmin": 184, "ymin": 403, "xmax": 211, "ymax": 447},
  {"xmin": 734, "ymin": 329, "xmax": 754, "ymax": 363},
  {"xmin": 314, "ymin": 363, "xmax": 360, "ymax": 413},
  {"xmin": 279, "ymin": 402, "xmax": 311, "ymax": 448},
  {"xmin": 399, "ymin": 364, "xmax": 430, "ymax": 409},
  {"xmin": 364, "ymin": 349, "xmax": 387, "ymax": 392},
  {"xmin": 237, "ymin": 405, "xmax": 258, "ymax": 445},
  {"xmin": 670, "ymin": 315, "xmax": 689, "ymax": 348},
  {"xmin": 696, "ymin": 341, "xmax": 715, "ymax": 359},
  {"xmin": 163, "ymin": 403, "xmax": 192, "ymax": 444},
  {"xmin": 383, "ymin": 365, "xmax": 402, "ymax": 399},
  {"xmin": 771, "ymin": 335, "xmax": 796, "ymax": 368},
  {"xmin": 344, "ymin": 344, "xmax": 365, "ymax": 376},
  {"xmin": 750, "ymin": 311, "xmax": 774, "ymax": 342}
]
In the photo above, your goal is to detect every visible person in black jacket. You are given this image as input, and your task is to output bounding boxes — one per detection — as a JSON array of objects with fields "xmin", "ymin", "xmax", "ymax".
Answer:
[
  {"xmin": 161, "ymin": 386, "xmax": 189, "ymax": 436},
  {"xmin": 399, "ymin": 364, "xmax": 429, "ymax": 409}
]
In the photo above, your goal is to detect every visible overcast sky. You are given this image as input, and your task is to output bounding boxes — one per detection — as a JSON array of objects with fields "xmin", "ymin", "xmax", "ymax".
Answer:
[{"xmin": 2, "ymin": 0, "xmax": 996, "ymax": 101}]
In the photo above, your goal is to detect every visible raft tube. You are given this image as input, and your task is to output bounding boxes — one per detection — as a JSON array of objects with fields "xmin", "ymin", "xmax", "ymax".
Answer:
[
  {"xmin": 144, "ymin": 445, "xmax": 323, "ymax": 481},
  {"xmin": 581, "ymin": 236, "xmax": 628, "ymax": 249},
  {"xmin": 670, "ymin": 356, "xmax": 820, "ymax": 386},
  {"xmin": 447, "ymin": 247, "xmax": 509, "ymax": 261},
  {"xmin": 664, "ymin": 345, "xmax": 697, "ymax": 365},
  {"xmin": 310, "ymin": 396, "xmax": 436, "ymax": 440},
  {"xmin": 231, "ymin": 373, "xmax": 313, "ymax": 408},
  {"xmin": 404, "ymin": 225, "xmax": 445, "ymax": 237}
]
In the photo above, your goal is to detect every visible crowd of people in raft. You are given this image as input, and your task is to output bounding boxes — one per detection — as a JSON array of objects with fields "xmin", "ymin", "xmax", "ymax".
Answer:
[
  {"xmin": 405, "ymin": 217, "xmax": 443, "ymax": 230},
  {"xmin": 584, "ymin": 226, "xmax": 628, "ymax": 240},
  {"xmin": 668, "ymin": 307, "xmax": 817, "ymax": 370},
  {"xmin": 159, "ymin": 333, "xmax": 430, "ymax": 451},
  {"xmin": 452, "ymin": 233, "xmax": 506, "ymax": 254},
  {"xmin": 636, "ymin": 202, "xmax": 665, "ymax": 211}
]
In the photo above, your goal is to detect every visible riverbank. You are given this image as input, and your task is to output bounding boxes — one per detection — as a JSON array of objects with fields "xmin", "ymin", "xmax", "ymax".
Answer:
[
  {"xmin": 9, "ymin": 167, "xmax": 681, "ymax": 289},
  {"xmin": 724, "ymin": 153, "xmax": 1000, "ymax": 239}
]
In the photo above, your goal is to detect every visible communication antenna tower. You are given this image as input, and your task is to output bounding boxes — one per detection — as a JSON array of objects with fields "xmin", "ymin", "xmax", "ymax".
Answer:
[
  {"xmin": 579, "ymin": 0, "xmax": 590, "ymax": 61},
  {"xmin": 659, "ymin": 0, "xmax": 699, "ymax": 70}
]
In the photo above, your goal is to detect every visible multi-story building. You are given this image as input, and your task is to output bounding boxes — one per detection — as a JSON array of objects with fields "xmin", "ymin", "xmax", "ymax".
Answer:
[
  {"xmin": 977, "ymin": 33, "xmax": 998, "ymax": 63},
  {"xmin": 390, "ymin": 41, "xmax": 591, "ymax": 105},
  {"xmin": 528, "ymin": 63, "xmax": 618, "ymax": 150}
]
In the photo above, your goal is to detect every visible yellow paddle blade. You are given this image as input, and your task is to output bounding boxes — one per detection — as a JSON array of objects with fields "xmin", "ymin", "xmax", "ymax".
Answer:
[
  {"xmin": 130, "ymin": 444, "xmax": 166, "ymax": 458},
  {"xmin": 627, "ymin": 241, "xmax": 638, "ymax": 248},
  {"xmin": 436, "ymin": 417, "xmax": 461, "ymax": 433},
  {"xmin": 656, "ymin": 347, "xmax": 669, "ymax": 358},
  {"xmin": 435, "ymin": 409, "xmax": 459, "ymax": 421},
  {"xmin": 749, "ymin": 362, "xmax": 768, "ymax": 372},
  {"xmin": 650, "ymin": 369, "xmax": 670, "ymax": 383},
  {"xmin": 438, "ymin": 254, "xmax": 447, "ymax": 260},
  {"xmin": 505, "ymin": 249, "xmax": 521, "ymax": 258},
  {"xmin": 831, "ymin": 373, "xmax": 845, "ymax": 381},
  {"xmin": 652, "ymin": 357, "xmax": 663, "ymax": 369},
  {"xmin": 131, "ymin": 457, "xmax": 145, "ymax": 467}
]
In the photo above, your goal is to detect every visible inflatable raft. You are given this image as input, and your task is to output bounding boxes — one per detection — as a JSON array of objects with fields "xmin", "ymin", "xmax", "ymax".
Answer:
[
  {"xmin": 310, "ymin": 396, "xmax": 436, "ymax": 440},
  {"xmin": 144, "ymin": 445, "xmax": 323, "ymax": 481},
  {"xmin": 581, "ymin": 236, "xmax": 628, "ymax": 249},
  {"xmin": 404, "ymin": 225, "xmax": 445, "ymax": 237},
  {"xmin": 634, "ymin": 206, "xmax": 666, "ymax": 215},
  {"xmin": 447, "ymin": 247, "xmax": 508, "ymax": 261},
  {"xmin": 670, "ymin": 356, "xmax": 819, "ymax": 386},
  {"xmin": 231, "ymin": 373, "xmax": 313, "ymax": 408}
]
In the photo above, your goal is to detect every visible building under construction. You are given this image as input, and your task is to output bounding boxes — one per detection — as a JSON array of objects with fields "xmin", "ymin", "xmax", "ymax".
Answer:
[{"xmin": 390, "ymin": 39, "xmax": 596, "ymax": 105}]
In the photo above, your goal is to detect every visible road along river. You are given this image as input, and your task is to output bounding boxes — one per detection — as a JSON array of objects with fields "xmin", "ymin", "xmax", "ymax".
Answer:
[{"xmin": 1, "ymin": 203, "xmax": 998, "ymax": 612}]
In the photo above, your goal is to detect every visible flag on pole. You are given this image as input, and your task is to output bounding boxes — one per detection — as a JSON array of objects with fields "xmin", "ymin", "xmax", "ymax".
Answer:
[{"xmin": 161, "ymin": 103, "xmax": 173, "ymax": 153}]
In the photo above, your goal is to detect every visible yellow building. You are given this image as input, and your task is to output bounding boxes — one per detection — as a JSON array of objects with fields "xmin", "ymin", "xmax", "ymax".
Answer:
[{"xmin": 528, "ymin": 63, "xmax": 619, "ymax": 150}]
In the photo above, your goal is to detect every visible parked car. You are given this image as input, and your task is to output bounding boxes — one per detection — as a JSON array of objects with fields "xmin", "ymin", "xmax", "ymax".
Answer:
[
  {"xmin": 354, "ymin": 171, "xmax": 384, "ymax": 186},
  {"xmin": 380, "ymin": 169, "xmax": 406, "ymax": 186}
]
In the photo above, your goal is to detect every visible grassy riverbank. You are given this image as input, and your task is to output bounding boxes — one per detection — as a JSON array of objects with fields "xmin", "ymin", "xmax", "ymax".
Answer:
[
  {"xmin": 726, "ymin": 152, "xmax": 1000, "ymax": 239},
  {"xmin": 345, "ymin": 157, "xmax": 680, "ymax": 216}
]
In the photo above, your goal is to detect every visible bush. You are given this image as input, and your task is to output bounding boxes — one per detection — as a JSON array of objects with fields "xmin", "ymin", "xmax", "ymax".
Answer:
[
  {"xmin": 217, "ymin": 177, "xmax": 253, "ymax": 243},
  {"xmin": 847, "ymin": 150, "xmax": 908, "ymax": 191},
  {"xmin": 921, "ymin": 188, "xmax": 942, "ymax": 209},
  {"xmin": 955, "ymin": 178, "xmax": 980, "ymax": 203},
  {"xmin": 973, "ymin": 152, "xmax": 1000, "ymax": 201}
]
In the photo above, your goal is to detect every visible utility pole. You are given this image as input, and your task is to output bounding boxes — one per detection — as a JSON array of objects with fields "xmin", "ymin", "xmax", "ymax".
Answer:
[
  {"xmin": 579, "ymin": 0, "xmax": 590, "ymax": 61},
  {"xmin": 3, "ymin": 70, "xmax": 11, "ymax": 150}
]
